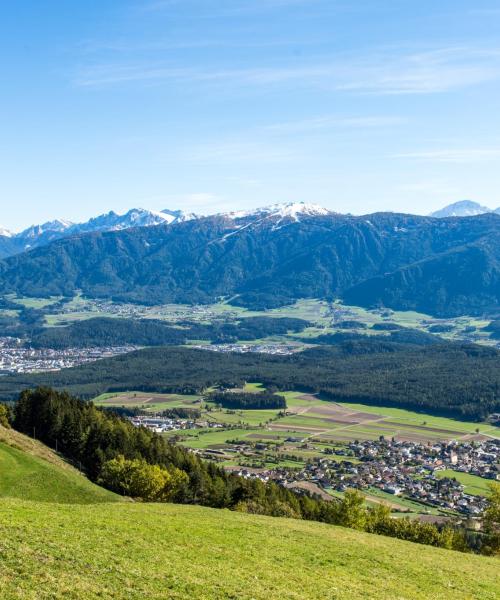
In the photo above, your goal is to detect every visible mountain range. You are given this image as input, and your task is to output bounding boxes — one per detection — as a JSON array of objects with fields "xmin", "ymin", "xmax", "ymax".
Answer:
[
  {"xmin": 1, "ymin": 202, "xmax": 499, "ymax": 317},
  {"xmin": 0, "ymin": 208, "xmax": 195, "ymax": 259},
  {"xmin": 2, "ymin": 200, "xmax": 498, "ymax": 260}
]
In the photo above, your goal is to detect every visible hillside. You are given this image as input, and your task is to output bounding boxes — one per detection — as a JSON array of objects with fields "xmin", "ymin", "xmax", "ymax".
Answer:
[
  {"xmin": 0, "ymin": 499, "xmax": 497, "ymax": 599},
  {"xmin": 1, "ymin": 211, "xmax": 500, "ymax": 316},
  {"xmin": 0, "ymin": 425, "xmax": 120, "ymax": 504}
]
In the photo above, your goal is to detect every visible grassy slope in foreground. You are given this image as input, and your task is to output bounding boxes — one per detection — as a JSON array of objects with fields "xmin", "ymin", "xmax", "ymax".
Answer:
[
  {"xmin": 0, "ymin": 500, "xmax": 499, "ymax": 600},
  {"xmin": 0, "ymin": 426, "xmax": 120, "ymax": 504}
]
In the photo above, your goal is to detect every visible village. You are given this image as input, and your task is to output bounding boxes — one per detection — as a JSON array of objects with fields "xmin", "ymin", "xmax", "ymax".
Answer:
[
  {"xmin": 193, "ymin": 342, "xmax": 297, "ymax": 355},
  {"xmin": 128, "ymin": 415, "xmax": 226, "ymax": 433},
  {"xmin": 0, "ymin": 337, "xmax": 138, "ymax": 373},
  {"xmin": 211, "ymin": 437, "xmax": 500, "ymax": 517}
]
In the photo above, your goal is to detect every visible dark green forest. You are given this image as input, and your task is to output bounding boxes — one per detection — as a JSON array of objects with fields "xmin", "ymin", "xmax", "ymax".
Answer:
[
  {"xmin": 207, "ymin": 391, "xmax": 286, "ymax": 410},
  {"xmin": 25, "ymin": 316, "xmax": 311, "ymax": 348},
  {"xmin": 1, "ymin": 212, "xmax": 500, "ymax": 316},
  {"xmin": 2, "ymin": 340, "xmax": 500, "ymax": 419}
]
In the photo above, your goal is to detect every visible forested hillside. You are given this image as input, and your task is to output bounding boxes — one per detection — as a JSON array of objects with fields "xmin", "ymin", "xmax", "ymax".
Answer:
[
  {"xmin": 28, "ymin": 316, "xmax": 311, "ymax": 348},
  {"xmin": 1, "ymin": 212, "xmax": 500, "ymax": 316},
  {"xmin": 2, "ymin": 341, "xmax": 500, "ymax": 419}
]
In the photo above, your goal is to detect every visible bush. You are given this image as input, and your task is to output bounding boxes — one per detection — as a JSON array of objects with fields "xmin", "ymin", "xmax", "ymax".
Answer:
[
  {"xmin": 99, "ymin": 455, "xmax": 188, "ymax": 501},
  {"xmin": 0, "ymin": 404, "xmax": 11, "ymax": 428}
]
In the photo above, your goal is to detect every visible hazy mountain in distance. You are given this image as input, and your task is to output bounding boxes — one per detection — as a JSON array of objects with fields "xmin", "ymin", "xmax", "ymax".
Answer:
[
  {"xmin": 429, "ymin": 200, "xmax": 492, "ymax": 218},
  {"xmin": 0, "ymin": 208, "xmax": 197, "ymax": 258}
]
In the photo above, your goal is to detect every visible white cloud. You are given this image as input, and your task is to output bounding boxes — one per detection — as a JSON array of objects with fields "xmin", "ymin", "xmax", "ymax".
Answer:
[
  {"xmin": 184, "ymin": 140, "xmax": 297, "ymax": 164},
  {"xmin": 264, "ymin": 115, "xmax": 407, "ymax": 134},
  {"xmin": 394, "ymin": 148, "xmax": 500, "ymax": 163},
  {"xmin": 74, "ymin": 45, "xmax": 500, "ymax": 95}
]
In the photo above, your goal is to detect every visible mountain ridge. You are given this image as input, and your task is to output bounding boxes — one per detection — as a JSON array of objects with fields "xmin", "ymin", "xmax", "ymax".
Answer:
[
  {"xmin": 0, "ymin": 208, "xmax": 197, "ymax": 259},
  {"xmin": 4, "ymin": 199, "xmax": 500, "ymax": 261},
  {"xmin": 1, "ymin": 210, "xmax": 499, "ymax": 317}
]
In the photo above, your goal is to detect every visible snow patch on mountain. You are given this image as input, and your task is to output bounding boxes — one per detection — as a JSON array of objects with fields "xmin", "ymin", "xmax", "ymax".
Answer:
[
  {"xmin": 429, "ymin": 200, "xmax": 492, "ymax": 218},
  {"xmin": 161, "ymin": 209, "xmax": 199, "ymax": 225},
  {"xmin": 0, "ymin": 227, "xmax": 13, "ymax": 238},
  {"xmin": 20, "ymin": 219, "xmax": 74, "ymax": 238},
  {"xmin": 224, "ymin": 202, "xmax": 333, "ymax": 221}
]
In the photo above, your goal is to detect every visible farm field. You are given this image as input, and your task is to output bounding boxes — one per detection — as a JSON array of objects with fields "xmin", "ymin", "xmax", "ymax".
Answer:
[
  {"xmin": 93, "ymin": 386, "xmax": 500, "ymax": 478},
  {"xmin": 363, "ymin": 487, "xmax": 442, "ymax": 515},
  {"xmin": 278, "ymin": 392, "xmax": 500, "ymax": 443},
  {"xmin": 94, "ymin": 387, "xmax": 500, "ymax": 447},
  {"xmin": 3, "ymin": 295, "xmax": 498, "ymax": 346},
  {"xmin": 94, "ymin": 391, "xmax": 204, "ymax": 411}
]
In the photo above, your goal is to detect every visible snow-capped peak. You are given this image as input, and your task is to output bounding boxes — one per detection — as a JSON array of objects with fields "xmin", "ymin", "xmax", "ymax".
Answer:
[
  {"xmin": 20, "ymin": 219, "xmax": 74, "ymax": 238},
  {"xmin": 429, "ymin": 200, "xmax": 492, "ymax": 218},
  {"xmin": 224, "ymin": 202, "xmax": 332, "ymax": 221},
  {"xmin": 161, "ymin": 209, "xmax": 198, "ymax": 224},
  {"xmin": 266, "ymin": 202, "xmax": 332, "ymax": 219},
  {"xmin": 72, "ymin": 208, "xmax": 185, "ymax": 233}
]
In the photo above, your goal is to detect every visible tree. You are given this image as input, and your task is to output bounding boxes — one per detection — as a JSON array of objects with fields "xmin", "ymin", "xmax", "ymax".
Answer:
[
  {"xmin": 99, "ymin": 455, "xmax": 187, "ymax": 502},
  {"xmin": 333, "ymin": 489, "xmax": 367, "ymax": 530},
  {"xmin": 482, "ymin": 482, "xmax": 500, "ymax": 555},
  {"xmin": 0, "ymin": 404, "xmax": 11, "ymax": 428}
]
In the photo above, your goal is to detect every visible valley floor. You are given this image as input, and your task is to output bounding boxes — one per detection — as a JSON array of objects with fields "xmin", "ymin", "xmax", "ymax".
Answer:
[{"xmin": 0, "ymin": 499, "xmax": 498, "ymax": 600}]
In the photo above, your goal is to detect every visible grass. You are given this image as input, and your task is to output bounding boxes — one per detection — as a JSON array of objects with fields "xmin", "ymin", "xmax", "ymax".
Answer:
[
  {"xmin": 7, "ymin": 295, "xmax": 62, "ymax": 309},
  {"xmin": 436, "ymin": 470, "xmax": 494, "ymax": 496},
  {"xmin": 364, "ymin": 487, "xmax": 442, "ymax": 515},
  {"xmin": 177, "ymin": 428, "xmax": 258, "ymax": 449},
  {"xmin": 338, "ymin": 402, "xmax": 497, "ymax": 435},
  {"xmin": 94, "ymin": 392, "xmax": 203, "ymax": 411},
  {"xmin": 0, "ymin": 426, "xmax": 119, "ymax": 504},
  {"xmin": 0, "ymin": 499, "xmax": 498, "ymax": 600}
]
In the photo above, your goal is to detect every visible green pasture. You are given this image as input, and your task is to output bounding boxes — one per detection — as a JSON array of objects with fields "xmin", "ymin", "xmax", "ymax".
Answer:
[
  {"xmin": 0, "ymin": 441, "xmax": 119, "ymax": 504},
  {"xmin": 3, "ymin": 499, "xmax": 498, "ymax": 600},
  {"xmin": 436, "ymin": 470, "xmax": 494, "ymax": 496}
]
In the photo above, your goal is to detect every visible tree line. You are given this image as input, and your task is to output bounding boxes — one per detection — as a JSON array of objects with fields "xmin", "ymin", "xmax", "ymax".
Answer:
[
  {"xmin": 2, "ymin": 341, "xmax": 500, "ymax": 419},
  {"xmin": 2, "ymin": 315, "xmax": 311, "ymax": 348},
  {"xmin": 207, "ymin": 391, "xmax": 286, "ymax": 410}
]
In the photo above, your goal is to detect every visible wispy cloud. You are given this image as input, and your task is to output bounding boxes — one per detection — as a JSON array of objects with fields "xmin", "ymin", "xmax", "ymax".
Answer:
[
  {"xmin": 336, "ymin": 47, "xmax": 500, "ymax": 95},
  {"xmin": 264, "ymin": 115, "xmax": 407, "ymax": 134},
  {"xmin": 142, "ymin": 0, "xmax": 324, "ymax": 16},
  {"xmin": 394, "ymin": 148, "xmax": 500, "ymax": 163},
  {"xmin": 395, "ymin": 180, "xmax": 461, "ymax": 197},
  {"xmin": 184, "ymin": 140, "xmax": 297, "ymax": 164},
  {"xmin": 74, "ymin": 45, "xmax": 500, "ymax": 95}
]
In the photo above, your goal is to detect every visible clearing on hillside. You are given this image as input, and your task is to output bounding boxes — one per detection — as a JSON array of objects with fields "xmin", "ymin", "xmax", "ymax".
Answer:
[{"xmin": 0, "ymin": 426, "xmax": 120, "ymax": 504}]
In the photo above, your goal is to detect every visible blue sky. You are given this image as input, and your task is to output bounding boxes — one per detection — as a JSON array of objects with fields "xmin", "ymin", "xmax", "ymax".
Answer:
[{"xmin": 2, "ymin": 1, "xmax": 500, "ymax": 230}]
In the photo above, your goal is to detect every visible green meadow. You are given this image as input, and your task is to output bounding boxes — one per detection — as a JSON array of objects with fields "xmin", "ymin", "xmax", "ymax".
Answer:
[
  {"xmin": 436, "ymin": 470, "xmax": 493, "ymax": 496},
  {"xmin": 0, "ymin": 427, "xmax": 119, "ymax": 504},
  {"xmin": 1, "ymin": 499, "xmax": 499, "ymax": 600}
]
